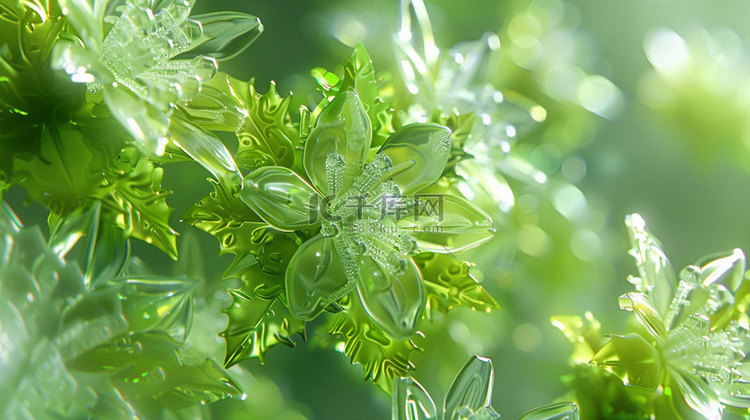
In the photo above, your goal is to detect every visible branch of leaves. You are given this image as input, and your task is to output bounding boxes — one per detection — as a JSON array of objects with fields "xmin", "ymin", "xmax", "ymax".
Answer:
[
  {"xmin": 183, "ymin": 47, "xmax": 499, "ymax": 392},
  {"xmin": 0, "ymin": 201, "xmax": 241, "ymax": 418},
  {"xmin": 552, "ymin": 214, "xmax": 750, "ymax": 420}
]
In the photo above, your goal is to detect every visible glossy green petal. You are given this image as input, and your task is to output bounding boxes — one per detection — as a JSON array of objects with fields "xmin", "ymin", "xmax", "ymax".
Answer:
[
  {"xmin": 518, "ymin": 403, "xmax": 579, "ymax": 420},
  {"xmin": 304, "ymin": 90, "xmax": 372, "ymax": 194},
  {"xmin": 182, "ymin": 12, "xmax": 263, "ymax": 61},
  {"xmin": 392, "ymin": 377, "xmax": 438, "ymax": 420},
  {"xmin": 715, "ymin": 378, "xmax": 750, "ymax": 408},
  {"xmin": 378, "ymin": 123, "xmax": 452, "ymax": 196},
  {"xmin": 398, "ymin": 194, "xmax": 494, "ymax": 253},
  {"xmin": 590, "ymin": 333, "xmax": 662, "ymax": 391},
  {"xmin": 618, "ymin": 292, "xmax": 668, "ymax": 339},
  {"xmin": 286, "ymin": 234, "xmax": 352, "ymax": 320},
  {"xmin": 670, "ymin": 369, "xmax": 723, "ymax": 420},
  {"xmin": 357, "ymin": 255, "xmax": 425, "ymax": 340},
  {"xmin": 238, "ymin": 166, "xmax": 320, "ymax": 231},
  {"xmin": 52, "ymin": 36, "xmax": 112, "ymax": 85},
  {"xmin": 169, "ymin": 116, "xmax": 242, "ymax": 193},
  {"xmin": 102, "ymin": 85, "xmax": 169, "ymax": 156},
  {"xmin": 58, "ymin": 0, "xmax": 107, "ymax": 49},
  {"xmin": 444, "ymin": 355, "xmax": 494, "ymax": 420},
  {"xmin": 625, "ymin": 213, "xmax": 676, "ymax": 316},
  {"xmin": 697, "ymin": 248, "xmax": 746, "ymax": 291}
]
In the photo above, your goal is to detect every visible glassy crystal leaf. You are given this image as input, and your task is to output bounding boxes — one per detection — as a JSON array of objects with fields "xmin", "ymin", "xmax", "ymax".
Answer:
[
  {"xmin": 715, "ymin": 379, "xmax": 750, "ymax": 408},
  {"xmin": 69, "ymin": 332, "xmax": 242, "ymax": 413},
  {"xmin": 169, "ymin": 116, "xmax": 242, "ymax": 193},
  {"xmin": 444, "ymin": 355, "xmax": 494, "ymax": 420},
  {"xmin": 322, "ymin": 295, "xmax": 420, "ymax": 393},
  {"xmin": 357, "ymin": 255, "xmax": 425, "ymax": 340},
  {"xmin": 670, "ymin": 370, "xmax": 723, "ymax": 420},
  {"xmin": 48, "ymin": 202, "xmax": 130, "ymax": 286},
  {"xmin": 223, "ymin": 292, "xmax": 306, "ymax": 366},
  {"xmin": 618, "ymin": 292, "xmax": 668, "ymax": 339},
  {"xmin": 518, "ymin": 402, "xmax": 579, "ymax": 420},
  {"xmin": 393, "ymin": 377, "xmax": 438, "ymax": 420},
  {"xmin": 340, "ymin": 43, "xmax": 378, "ymax": 108},
  {"xmin": 238, "ymin": 166, "xmax": 320, "ymax": 231},
  {"xmin": 182, "ymin": 179, "xmax": 264, "ymax": 270},
  {"xmin": 393, "ymin": 0, "xmax": 439, "ymax": 98},
  {"xmin": 103, "ymin": 85, "xmax": 170, "ymax": 156},
  {"xmin": 398, "ymin": 194, "xmax": 494, "ymax": 253},
  {"xmin": 181, "ymin": 12, "xmax": 263, "ymax": 61},
  {"xmin": 414, "ymin": 253, "xmax": 498, "ymax": 319},
  {"xmin": 104, "ymin": 159, "xmax": 178, "ymax": 259},
  {"xmin": 590, "ymin": 333, "xmax": 662, "ymax": 391},
  {"xmin": 58, "ymin": 0, "xmax": 108, "ymax": 49},
  {"xmin": 625, "ymin": 213, "xmax": 676, "ymax": 316},
  {"xmin": 304, "ymin": 90, "xmax": 372, "ymax": 194},
  {"xmin": 116, "ymin": 276, "xmax": 197, "ymax": 341},
  {"xmin": 286, "ymin": 234, "xmax": 351, "ymax": 320},
  {"xmin": 378, "ymin": 123, "xmax": 452, "ymax": 196},
  {"xmin": 696, "ymin": 248, "xmax": 746, "ymax": 291}
]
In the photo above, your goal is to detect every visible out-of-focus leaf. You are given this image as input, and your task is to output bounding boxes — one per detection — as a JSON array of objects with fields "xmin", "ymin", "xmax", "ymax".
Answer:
[
  {"xmin": 414, "ymin": 253, "xmax": 498, "ymax": 320},
  {"xmin": 590, "ymin": 334, "xmax": 662, "ymax": 391},
  {"xmin": 69, "ymin": 332, "xmax": 242, "ymax": 414},
  {"xmin": 625, "ymin": 213, "xmax": 676, "ymax": 316},
  {"xmin": 551, "ymin": 312, "xmax": 603, "ymax": 365}
]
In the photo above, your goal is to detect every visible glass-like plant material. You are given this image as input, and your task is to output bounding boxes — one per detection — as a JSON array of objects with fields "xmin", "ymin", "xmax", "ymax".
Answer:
[
  {"xmin": 185, "ymin": 42, "xmax": 499, "ymax": 391},
  {"xmin": 392, "ymin": 355, "xmax": 579, "ymax": 420},
  {"xmin": 554, "ymin": 214, "xmax": 750, "ymax": 420},
  {"xmin": 0, "ymin": 200, "xmax": 241, "ymax": 418},
  {"xmin": 52, "ymin": 0, "xmax": 262, "ymax": 192}
]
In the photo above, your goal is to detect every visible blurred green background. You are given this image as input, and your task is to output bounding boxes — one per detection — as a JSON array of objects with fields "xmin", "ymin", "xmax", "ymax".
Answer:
[{"xmin": 11, "ymin": 0, "xmax": 750, "ymax": 418}]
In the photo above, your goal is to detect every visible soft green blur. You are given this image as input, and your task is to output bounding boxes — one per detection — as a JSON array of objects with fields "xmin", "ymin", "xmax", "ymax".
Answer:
[{"xmin": 9, "ymin": 0, "xmax": 750, "ymax": 418}]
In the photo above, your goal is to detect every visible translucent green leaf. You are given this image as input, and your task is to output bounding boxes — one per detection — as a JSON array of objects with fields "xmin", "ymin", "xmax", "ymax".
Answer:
[
  {"xmin": 518, "ymin": 402, "xmax": 579, "ymax": 420},
  {"xmin": 625, "ymin": 213, "xmax": 676, "ymax": 316},
  {"xmin": 618, "ymin": 292, "xmax": 668, "ymax": 339},
  {"xmin": 398, "ymin": 194, "xmax": 494, "ymax": 253},
  {"xmin": 183, "ymin": 179, "xmax": 265, "ymax": 271},
  {"xmin": 357, "ymin": 255, "xmax": 425, "ymax": 340},
  {"xmin": 697, "ymin": 248, "xmax": 746, "ymax": 292},
  {"xmin": 550, "ymin": 312, "xmax": 603, "ymax": 365},
  {"xmin": 393, "ymin": 0, "xmax": 439, "ymax": 98},
  {"xmin": 169, "ymin": 116, "xmax": 242, "ymax": 193},
  {"xmin": 103, "ymin": 85, "xmax": 170, "ymax": 156},
  {"xmin": 340, "ymin": 43, "xmax": 378, "ymax": 109},
  {"xmin": 379, "ymin": 123, "xmax": 452, "ymax": 196},
  {"xmin": 304, "ymin": 90, "xmax": 372, "ymax": 194},
  {"xmin": 103, "ymin": 159, "xmax": 178, "ymax": 259},
  {"xmin": 182, "ymin": 12, "xmax": 263, "ymax": 61},
  {"xmin": 286, "ymin": 234, "xmax": 352, "ymax": 320},
  {"xmin": 238, "ymin": 166, "xmax": 320, "ymax": 231},
  {"xmin": 670, "ymin": 370, "xmax": 723, "ymax": 420},
  {"xmin": 590, "ymin": 333, "xmax": 662, "ymax": 391},
  {"xmin": 393, "ymin": 377, "xmax": 438, "ymax": 420},
  {"xmin": 414, "ymin": 253, "xmax": 499, "ymax": 319},
  {"xmin": 69, "ymin": 332, "xmax": 242, "ymax": 414},
  {"xmin": 320, "ymin": 294, "xmax": 421, "ymax": 393},
  {"xmin": 444, "ymin": 355, "xmax": 494, "ymax": 420},
  {"xmin": 223, "ymin": 292, "xmax": 306, "ymax": 366}
]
